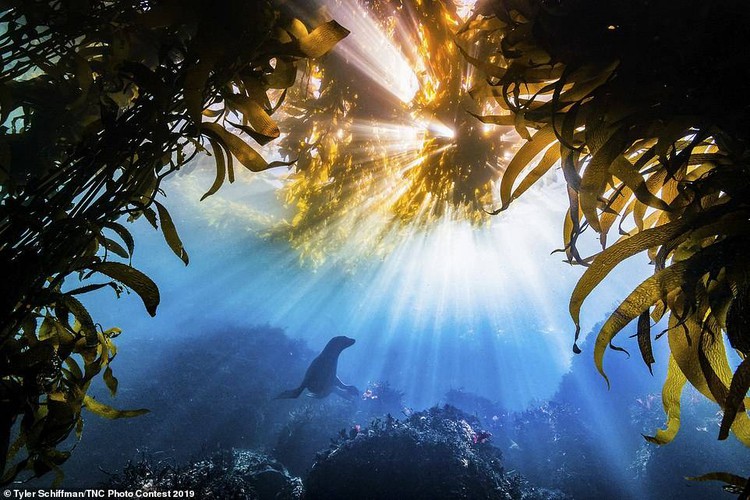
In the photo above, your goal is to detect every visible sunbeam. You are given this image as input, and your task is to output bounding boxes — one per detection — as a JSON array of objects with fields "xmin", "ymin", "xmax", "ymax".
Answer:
[
  {"xmin": 327, "ymin": 0, "xmax": 420, "ymax": 103},
  {"xmin": 167, "ymin": 161, "xmax": 650, "ymax": 410},
  {"xmin": 269, "ymin": 0, "xmax": 523, "ymax": 264}
]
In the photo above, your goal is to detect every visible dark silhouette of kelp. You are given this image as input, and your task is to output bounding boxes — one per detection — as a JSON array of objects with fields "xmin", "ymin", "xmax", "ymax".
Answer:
[{"xmin": 0, "ymin": 0, "xmax": 346, "ymax": 484}]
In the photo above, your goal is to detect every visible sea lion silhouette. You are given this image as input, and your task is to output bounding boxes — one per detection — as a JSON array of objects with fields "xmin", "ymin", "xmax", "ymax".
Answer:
[{"xmin": 276, "ymin": 336, "xmax": 359, "ymax": 399}]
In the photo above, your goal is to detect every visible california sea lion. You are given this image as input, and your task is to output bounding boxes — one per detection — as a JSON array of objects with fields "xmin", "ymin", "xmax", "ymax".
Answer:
[{"xmin": 276, "ymin": 336, "xmax": 359, "ymax": 399}]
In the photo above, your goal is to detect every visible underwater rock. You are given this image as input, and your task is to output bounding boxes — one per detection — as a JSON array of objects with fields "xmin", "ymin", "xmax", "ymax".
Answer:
[
  {"xmin": 107, "ymin": 449, "xmax": 302, "ymax": 499},
  {"xmin": 275, "ymin": 400, "xmax": 360, "ymax": 477},
  {"xmin": 274, "ymin": 380, "xmax": 407, "ymax": 476},
  {"xmin": 361, "ymin": 380, "xmax": 406, "ymax": 416},
  {"xmin": 304, "ymin": 405, "xmax": 566, "ymax": 500}
]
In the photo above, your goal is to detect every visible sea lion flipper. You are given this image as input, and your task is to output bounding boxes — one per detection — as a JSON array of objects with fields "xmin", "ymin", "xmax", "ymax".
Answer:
[
  {"xmin": 274, "ymin": 386, "xmax": 305, "ymax": 399},
  {"xmin": 335, "ymin": 377, "xmax": 360, "ymax": 399}
]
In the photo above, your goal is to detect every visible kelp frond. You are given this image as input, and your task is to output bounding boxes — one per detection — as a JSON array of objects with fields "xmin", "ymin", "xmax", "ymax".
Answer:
[{"xmin": 461, "ymin": 0, "xmax": 750, "ymax": 453}]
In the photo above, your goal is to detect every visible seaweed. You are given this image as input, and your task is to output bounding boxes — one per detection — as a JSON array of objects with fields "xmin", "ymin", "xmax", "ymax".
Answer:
[
  {"xmin": 461, "ymin": 0, "xmax": 750, "ymax": 469},
  {"xmin": 0, "ymin": 0, "xmax": 346, "ymax": 483}
]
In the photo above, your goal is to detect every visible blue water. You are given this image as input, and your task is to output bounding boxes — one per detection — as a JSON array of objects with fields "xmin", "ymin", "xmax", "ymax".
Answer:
[{"xmin": 45, "ymin": 168, "xmax": 745, "ymax": 498}]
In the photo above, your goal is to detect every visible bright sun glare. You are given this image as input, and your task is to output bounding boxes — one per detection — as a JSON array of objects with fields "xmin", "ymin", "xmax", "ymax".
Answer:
[{"xmin": 267, "ymin": 0, "xmax": 526, "ymax": 264}]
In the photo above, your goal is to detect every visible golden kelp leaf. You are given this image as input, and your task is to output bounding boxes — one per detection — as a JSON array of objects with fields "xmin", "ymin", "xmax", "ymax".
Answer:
[
  {"xmin": 632, "ymin": 199, "xmax": 646, "ymax": 232},
  {"xmin": 155, "ymin": 201, "xmax": 189, "ymax": 265},
  {"xmin": 43, "ymin": 450, "xmax": 69, "ymax": 488},
  {"xmin": 83, "ymin": 395, "xmax": 148, "ymax": 419},
  {"xmin": 89, "ymin": 262, "xmax": 160, "ymax": 316},
  {"xmin": 570, "ymin": 219, "xmax": 689, "ymax": 332},
  {"xmin": 456, "ymin": 42, "xmax": 507, "ymax": 79},
  {"xmin": 653, "ymin": 210, "xmax": 750, "ymax": 270},
  {"xmin": 298, "ymin": 21, "xmax": 350, "ymax": 59},
  {"xmin": 65, "ymin": 357, "xmax": 84, "ymax": 382},
  {"xmin": 226, "ymin": 94, "xmax": 280, "ymax": 141},
  {"xmin": 493, "ymin": 124, "xmax": 557, "ymax": 212},
  {"xmin": 667, "ymin": 311, "xmax": 750, "ymax": 445},
  {"xmin": 686, "ymin": 472, "xmax": 748, "ymax": 488},
  {"xmin": 599, "ymin": 185, "xmax": 633, "ymax": 240},
  {"xmin": 103, "ymin": 366, "xmax": 118, "ymax": 397},
  {"xmin": 45, "ymin": 395, "xmax": 77, "ymax": 425},
  {"xmin": 637, "ymin": 310, "xmax": 655, "ymax": 374},
  {"xmin": 608, "ymin": 156, "xmax": 670, "ymax": 212},
  {"xmin": 183, "ymin": 58, "xmax": 214, "ymax": 126},
  {"xmin": 594, "ymin": 258, "xmax": 692, "ymax": 383},
  {"xmin": 719, "ymin": 357, "xmax": 750, "ymax": 440},
  {"xmin": 511, "ymin": 144, "xmax": 561, "ymax": 201},
  {"xmin": 266, "ymin": 58, "xmax": 297, "ymax": 89},
  {"xmin": 140, "ymin": 206, "xmax": 158, "ymax": 228},
  {"xmin": 697, "ymin": 331, "xmax": 731, "ymax": 410},
  {"xmin": 202, "ymin": 122, "xmax": 270, "ymax": 172},
  {"xmin": 104, "ymin": 222, "xmax": 135, "ymax": 257},
  {"xmin": 201, "ymin": 138, "xmax": 226, "ymax": 201},
  {"xmin": 286, "ymin": 18, "xmax": 309, "ymax": 39},
  {"xmin": 561, "ymin": 208, "xmax": 575, "ymax": 265},
  {"xmin": 579, "ymin": 129, "xmax": 628, "ymax": 233},
  {"xmin": 60, "ymin": 295, "xmax": 97, "ymax": 347},
  {"xmin": 102, "ymin": 237, "xmax": 129, "ymax": 259},
  {"xmin": 557, "ymin": 61, "xmax": 619, "ymax": 104},
  {"xmin": 38, "ymin": 315, "xmax": 53, "ymax": 341},
  {"xmin": 644, "ymin": 355, "xmax": 686, "ymax": 445}
]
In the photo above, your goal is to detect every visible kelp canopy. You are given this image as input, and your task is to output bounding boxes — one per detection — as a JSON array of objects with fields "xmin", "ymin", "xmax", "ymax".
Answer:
[
  {"xmin": 461, "ymin": 0, "xmax": 750, "ymax": 460},
  {"xmin": 0, "ymin": 0, "xmax": 346, "ymax": 484},
  {"xmin": 273, "ymin": 0, "xmax": 521, "ymax": 263}
]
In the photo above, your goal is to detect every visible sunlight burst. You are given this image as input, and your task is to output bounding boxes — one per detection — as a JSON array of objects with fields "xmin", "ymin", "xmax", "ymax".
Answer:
[{"xmin": 274, "ymin": 0, "xmax": 522, "ymax": 264}]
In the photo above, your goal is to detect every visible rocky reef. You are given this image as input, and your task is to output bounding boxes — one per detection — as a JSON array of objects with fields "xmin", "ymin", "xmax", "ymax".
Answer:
[
  {"xmin": 107, "ymin": 450, "xmax": 302, "ymax": 500},
  {"xmin": 305, "ymin": 405, "xmax": 567, "ymax": 500},
  {"xmin": 105, "ymin": 406, "xmax": 564, "ymax": 499}
]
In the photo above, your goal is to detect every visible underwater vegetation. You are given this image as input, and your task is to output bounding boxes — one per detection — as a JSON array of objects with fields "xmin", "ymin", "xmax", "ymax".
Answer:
[
  {"xmin": 275, "ymin": 0, "xmax": 521, "ymax": 263},
  {"xmin": 2, "ymin": 0, "xmax": 750, "ymax": 492},
  {"xmin": 0, "ymin": 0, "xmax": 346, "ymax": 484},
  {"xmin": 455, "ymin": 0, "xmax": 750, "ymax": 488}
]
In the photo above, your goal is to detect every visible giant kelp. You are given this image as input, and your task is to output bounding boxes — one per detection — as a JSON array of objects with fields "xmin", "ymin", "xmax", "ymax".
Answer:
[
  {"xmin": 461, "ymin": 0, "xmax": 750, "ymax": 477},
  {"xmin": 0, "ymin": 0, "xmax": 346, "ymax": 484},
  {"xmin": 272, "ymin": 0, "xmax": 520, "ymax": 264}
]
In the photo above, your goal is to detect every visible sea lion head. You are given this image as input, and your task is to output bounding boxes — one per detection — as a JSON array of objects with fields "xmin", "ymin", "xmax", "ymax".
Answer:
[{"xmin": 325, "ymin": 336, "xmax": 355, "ymax": 352}]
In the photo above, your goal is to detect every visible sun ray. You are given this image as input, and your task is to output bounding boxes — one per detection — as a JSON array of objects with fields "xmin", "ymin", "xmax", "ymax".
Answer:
[{"xmin": 266, "ymin": 0, "xmax": 524, "ymax": 265}]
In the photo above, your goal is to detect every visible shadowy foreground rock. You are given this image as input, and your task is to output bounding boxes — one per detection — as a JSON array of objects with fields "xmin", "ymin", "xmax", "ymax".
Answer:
[
  {"xmin": 306, "ymin": 405, "xmax": 567, "ymax": 500},
  {"xmin": 107, "ymin": 449, "xmax": 302, "ymax": 500},
  {"xmin": 106, "ymin": 406, "xmax": 565, "ymax": 499}
]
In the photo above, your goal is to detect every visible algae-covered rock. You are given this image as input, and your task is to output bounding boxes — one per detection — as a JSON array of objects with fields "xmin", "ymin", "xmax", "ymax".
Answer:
[
  {"xmin": 305, "ymin": 405, "xmax": 565, "ymax": 500},
  {"xmin": 107, "ymin": 449, "xmax": 302, "ymax": 499}
]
